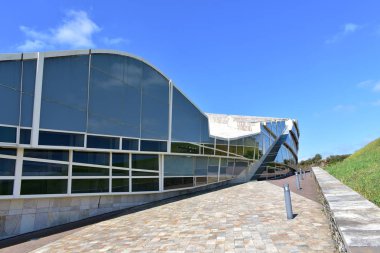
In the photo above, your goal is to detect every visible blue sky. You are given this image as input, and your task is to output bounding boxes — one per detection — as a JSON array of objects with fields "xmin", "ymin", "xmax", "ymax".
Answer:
[{"xmin": 1, "ymin": 0, "xmax": 379, "ymax": 160}]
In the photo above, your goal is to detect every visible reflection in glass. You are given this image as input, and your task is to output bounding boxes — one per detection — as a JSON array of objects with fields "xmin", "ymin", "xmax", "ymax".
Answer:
[
  {"xmin": 132, "ymin": 178, "xmax": 159, "ymax": 192},
  {"xmin": 39, "ymin": 131, "xmax": 84, "ymax": 147},
  {"xmin": 112, "ymin": 179, "xmax": 129, "ymax": 192},
  {"xmin": 22, "ymin": 161, "xmax": 68, "ymax": 176},
  {"xmin": 0, "ymin": 180, "xmax": 13, "ymax": 195},
  {"xmin": 72, "ymin": 179, "xmax": 109, "ymax": 193},
  {"xmin": 164, "ymin": 177, "xmax": 193, "ymax": 190},
  {"xmin": 21, "ymin": 180, "xmax": 67, "ymax": 195},
  {"xmin": 132, "ymin": 154, "xmax": 159, "ymax": 171},
  {"xmin": 87, "ymin": 135, "xmax": 119, "ymax": 149},
  {"xmin": 0, "ymin": 158, "xmax": 15, "ymax": 176},
  {"xmin": 73, "ymin": 151, "xmax": 109, "ymax": 166}
]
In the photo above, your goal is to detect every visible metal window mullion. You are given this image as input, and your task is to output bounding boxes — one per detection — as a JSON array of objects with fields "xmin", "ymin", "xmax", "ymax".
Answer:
[
  {"xmin": 217, "ymin": 157, "xmax": 221, "ymax": 182},
  {"xmin": 85, "ymin": 51, "xmax": 91, "ymax": 133},
  {"xmin": 17, "ymin": 54, "xmax": 24, "ymax": 145},
  {"xmin": 129, "ymin": 153, "xmax": 132, "ymax": 192},
  {"xmin": 159, "ymin": 154, "xmax": 164, "ymax": 192},
  {"xmin": 31, "ymin": 52, "xmax": 44, "ymax": 147},
  {"xmin": 13, "ymin": 148, "xmax": 24, "ymax": 197},
  {"xmin": 167, "ymin": 80, "xmax": 173, "ymax": 153},
  {"xmin": 109, "ymin": 151, "xmax": 112, "ymax": 193},
  {"xmin": 68, "ymin": 149, "xmax": 73, "ymax": 195}
]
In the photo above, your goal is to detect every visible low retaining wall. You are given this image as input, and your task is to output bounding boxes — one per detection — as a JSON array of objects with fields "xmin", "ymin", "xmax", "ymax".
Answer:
[
  {"xmin": 0, "ymin": 181, "xmax": 229, "ymax": 240},
  {"xmin": 312, "ymin": 167, "xmax": 380, "ymax": 253}
]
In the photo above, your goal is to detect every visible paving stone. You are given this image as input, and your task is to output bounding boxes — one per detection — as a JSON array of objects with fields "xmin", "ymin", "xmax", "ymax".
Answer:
[{"xmin": 26, "ymin": 181, "xmax": 336, "ymax": 252}]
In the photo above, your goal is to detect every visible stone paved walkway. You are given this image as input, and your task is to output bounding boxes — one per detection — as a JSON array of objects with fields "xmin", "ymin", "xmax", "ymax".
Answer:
[{"xmin": 27, "ymin": 181, "xmax": 335, "ymax": 253}]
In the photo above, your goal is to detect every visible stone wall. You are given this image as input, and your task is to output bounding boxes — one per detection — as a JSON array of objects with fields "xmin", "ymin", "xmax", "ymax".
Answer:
[
  {"xmin": 0, "ymin": 181, "xmax": 229, "ymax": 240},
  {"xmin": 312, "ymin": 167, "xmax": 380, "ymax": 253},
  {"xmin": 311, "ymin": 169, "xmax": 347, "ymax": 253}
]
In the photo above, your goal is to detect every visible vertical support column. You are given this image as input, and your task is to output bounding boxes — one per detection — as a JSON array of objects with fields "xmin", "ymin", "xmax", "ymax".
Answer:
[
  {"xmin": 109, "ymin": 151, "xmax": 112, "ymax": 193},
  {"xmin": 167, "ymin": 80, "xmax": 173, "ymax": 153},
  {"xmin": 129, "ymin": 153, "xmax": 132, "ymax": 193},
  {"xmin": 31, "ymin": 52, "xmax": 44, "ymax": 147},
  {"xmin": 13, "ymin": 148, "xmax": 24, "ymax": 197},
  {"xmin": 68, "ymin": 150, "xmax": 73, "ymax": 195},
  {"xmin": 159, "ymin": 154, "xmax": 164, "ymax": 192},
  {"xmin": 17, "ymin": 54, "xmax": 24, "ymax": 145},
  {"xmin": 217, "ymin": 157, "xmax": 221, "ymax": 182}
]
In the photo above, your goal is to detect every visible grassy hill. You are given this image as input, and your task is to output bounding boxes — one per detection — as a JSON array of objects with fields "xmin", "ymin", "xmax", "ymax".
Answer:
[{"xmin": 325, "ymin": 138, "xmax": 380, "ymax": 206}]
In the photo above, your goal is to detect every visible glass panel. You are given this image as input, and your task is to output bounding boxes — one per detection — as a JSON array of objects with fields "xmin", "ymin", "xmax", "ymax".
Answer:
[
  {"xmin": 227, "ymin": 160, "xmax": 235, "ymax": 178},
  {"xmin": 195, "ymin": 157, "xmax": 207, "ymax": 176},
  {"xmin": 243, "ymin": 146, "xmax": 255, "ymax": 159},
  {"xmin": 72, "ymin": 165, "xmax": 109, "ymax": 176},
  {"xmin": 0, "ymin": 158, "xmax": 15, "ymax": 176},
  {"xmin": 87, "ymin": 135, "xmax": 119, "ymax": 150},
  {"xmin": 132, "ymin": 171, "xmax": 158, "ymax": 176},
  {"xmin": 0, "ymin": 180, "xmax": 13, "ymax": 195},
  {"xmin": 164, "ymin": 177, "xmax": 193, "ymax": 190},
  {"xmin": 112, "ymin": 169, "xmax": 129, "ymax": 176},
  {"xmin": 140, "ymin": 140, "xmax": 167, "ymax": 152},
  {"xmin": 200, "ymin": 116, "xmax": 211, "ymax": 143},
  {"xmin": 21, "ymin": 179, "xmax": 67, "ymax": 195},
  {"xmin": 164, "ymin": 155, "xmax": 194, "ymax": 176},
  {"xmin": 20, "ymin": 128, "xmax": 31, "ymax": 144},
  {"xmin": 171, "ymin": 87, "xmax": 201, "ymax": 142},
  {"xmin": 40, "ymin": 55, "xmax": 89, "ymax": 132},
  {"xmin": 71, "ymin": 179, "xmax": 108, "ymax": 193},
  {"xmin": 132, "ymin": 178, "xmax": 159, "ymax": 192},
  {"xmin": 122, "ymin": 138, "xmax": 139, "ymax": 151},
  {"xmin": 234, "ymin": 160, "xmax": 248, "ymax": 176},
  {"xmin": 132, "ymin": 154, "xmax": 158, "ymax": 171},
  {"xmin": 112, "ymin": 153, "xmax": 129, "ymax": 168},
  {"xmin": 0, "ymin": 126, "xmax": 17, "ymax": 143},
  {"xmin": 20, "ymin": 60, "xmax": 36, "ymax": 127},
  {"xmin": 0, "ymin": 148, "xmax": 17, "ymax": 156},
  {"xmin": 0, "ymin": 60, "xmax": 21, "ymax": 88},
  {"xmin": 112, "ymin": 178, "xmax": 129, "ymax": 192},
  {"xmin": 171, "ymin": 142, "xmax": 199, "ymax": 154},
  {"xmin": 0, "ymin": 60, "xmax": 21, "ymax": 126},
  {"xmin": 203, "ymin": 146, "xmax": 215, "ymax": 155},
  {"xmin": 195, "ymin": 176, "xmax": 207, "ymax": 186},
  {"xmin": 39, "ymin": 131, "xmax": 84, "ymax": 147},
  {"xmin": 219, "ymin": 158, "xmax": 228, "ymax": 180},
  {"xmin": 22, "ymin": 161, "xmax": 68, "ymax": 176},
  {"xmin": 207, "ymin": 157, "xmax": 219, "ymax": 183},
  {"xmin": 24, "ymin": 149, "xmax": 69, "ymax": 161},
  {"xmin": 140, "ymin": 64, "xmax": 169, "ymax": 140},
  {"xmin": 73, "ymin": 151, "xmax": 109, "ymax": 166},
  {"xmin": 88, "ymin": 57, "xmax": 141, "ymax": 137}
]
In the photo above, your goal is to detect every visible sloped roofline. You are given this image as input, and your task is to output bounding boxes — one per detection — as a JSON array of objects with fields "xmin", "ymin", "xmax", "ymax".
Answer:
[{"xmin": 0, "ymin": 49, "xmax": 209, "ymax": 118}]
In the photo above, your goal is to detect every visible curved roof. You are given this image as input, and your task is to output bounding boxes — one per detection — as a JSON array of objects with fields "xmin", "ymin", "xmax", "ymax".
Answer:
[{"xmin": 0, "ymin": 49, "xmax": 298, "ymax": 141}]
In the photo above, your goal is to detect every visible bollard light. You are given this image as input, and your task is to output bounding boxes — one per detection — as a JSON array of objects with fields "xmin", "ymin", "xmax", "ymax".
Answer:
[
  {"xmin": 295, "ymin": 172, "xmax": 301, "ymax": 190},
  {"xmin": 283, "ymin": 183, "xmax": 294, "ymax": 219}
]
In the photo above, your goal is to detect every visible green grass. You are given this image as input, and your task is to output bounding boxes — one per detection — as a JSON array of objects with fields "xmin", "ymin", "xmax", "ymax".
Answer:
[{"xmin": 325, "ymin": 138, "xmax": 380, "ymax": 207}]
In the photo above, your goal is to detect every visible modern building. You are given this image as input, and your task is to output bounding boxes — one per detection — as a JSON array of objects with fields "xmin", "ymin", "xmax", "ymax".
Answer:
[{"xmin": 0, "ymin": 50, "xmax": 299, "ymax": 238}]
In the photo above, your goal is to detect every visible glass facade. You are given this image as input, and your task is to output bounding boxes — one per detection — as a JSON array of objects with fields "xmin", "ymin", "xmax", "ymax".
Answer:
[{"xmin": 0, "ymin": 50, "xmax": 299, "ymax": 198}]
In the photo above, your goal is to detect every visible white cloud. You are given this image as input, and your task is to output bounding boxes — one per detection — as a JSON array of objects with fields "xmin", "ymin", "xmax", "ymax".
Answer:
[
  {"xmin": 325, "ymin": 23, "xmax": 362, "ymax": 44},
  {"xmin": 356, "ymin": 79, "xmax": 380, "ymax": 92},
  {"xmin": 17, "ymin": 39, "xmax": 47, "ymax": 51},
  {"xmin": 17, "ymin": 10, "xmax": 101, "ymax": 51},
  {"xmin": 356, "ymin": 79, "xmax": 374, "ymax": 88},
  {"xmin": 372, "ymin": 100, "xmax": 380, "ymax": 106},
  {"xmin": 102, "ymin": 37, "xmax": 128, "ymax": 46},
  {"xmin": 344, "ymin": 23, "xmax": 360, "ymax": 33},
  {"xmin": 373, "ymin": 81, "xmax": 380, "ymax": 92},
  {"xmin": 333, "ymin": 104, "xmax": 356, "ymax": 113}
]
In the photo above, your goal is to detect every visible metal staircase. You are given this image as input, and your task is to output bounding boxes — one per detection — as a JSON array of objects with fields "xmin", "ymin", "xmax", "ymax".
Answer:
[{"xmin": 231, "ymin": 120, "xmax": 296, "ymax": 183}]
